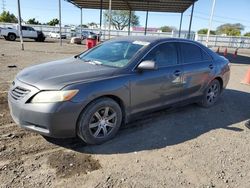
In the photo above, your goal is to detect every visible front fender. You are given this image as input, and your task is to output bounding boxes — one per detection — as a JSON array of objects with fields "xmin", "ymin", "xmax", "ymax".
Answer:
[{"xmin": 63, "ymin": 74, "xmax": 131, "ymax": 118}]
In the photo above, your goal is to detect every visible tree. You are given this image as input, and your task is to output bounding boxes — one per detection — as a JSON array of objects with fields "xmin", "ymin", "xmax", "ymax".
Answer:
[
  {"xmin": 160, "ymin": 26, "xmax": 176, "ymax": 32},
  {"xmin": 197, "ymin": 28, "xmax": 216, "ymax": 35},
  {"xmin": 47, "ymin": 18, "xmax": 59, "ymax": 26},
  {"xmin": 0, "ymin": 11, "xmax": 18, "ymax": 23},
  {"xmin": 104, "ymin": 10, "xmax": 139, "ymax": 30},
  {"xmin": 88, "ymin": 22, "xmax": 98, "ymax": 28},
  {"xmin": 80, "ymin": 24, "xmax": 88, "ymax": 28},
  {"xmin": 244, "ymin": 32, "xmax": 250, "ymax": 37},
  {"xmin": 216, "ymin": 23, "xmax": 244, "ymax": 36},
  {"xmin": 27, "ymin": 18, "xmax": 41, "ymax": 25}
]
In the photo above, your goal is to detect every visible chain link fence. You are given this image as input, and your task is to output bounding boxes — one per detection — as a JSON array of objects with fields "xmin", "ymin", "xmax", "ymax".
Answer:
[{"xmin": 1, "ymin": 22, "xmax": 250, "ymax": 49}]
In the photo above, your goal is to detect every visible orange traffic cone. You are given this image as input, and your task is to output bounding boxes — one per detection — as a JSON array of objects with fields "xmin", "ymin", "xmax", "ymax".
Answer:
[
  {"xmin": 216, "ymin": 47, "xmax": 220, "ymax": 53},
  {"xmin": 233, "ymin": 48, "xmax": 238, "ymax": 58},
  {"xmin": 224, "ymin": 48, "xmax": 227, "ymax": 56},
  {"xmin": 241, "ymin": 68, "xmax": 250, "ymax": 85}
]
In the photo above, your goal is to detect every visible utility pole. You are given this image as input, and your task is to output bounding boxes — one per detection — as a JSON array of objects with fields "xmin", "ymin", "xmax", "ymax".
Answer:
[
  {"xmin": 206, "ymin": 0, "xmax": 216, "ymax": 47},
  {"xmin": 2, "ymin": 0, "xmax": 6, "ymax": 12},
  {"xmin": 17, "ymin": 0, "xmax": 24, "ymax": 50},
  {"xmin": 80, "ymin": 8, "xmax": 82, "ymax": 39},
  {"xmin": 59, "ymin": 0, "xmax": 62, "ymax": 46}
]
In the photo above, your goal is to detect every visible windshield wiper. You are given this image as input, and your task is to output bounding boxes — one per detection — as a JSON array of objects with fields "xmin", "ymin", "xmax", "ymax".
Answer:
[
  {"xmin": 90, "ymin": 60, "xmax": 102, "ymax": 65},
  {"xmin": 83, "ymin": 59, "xmax": 103, "ymax": 65}
]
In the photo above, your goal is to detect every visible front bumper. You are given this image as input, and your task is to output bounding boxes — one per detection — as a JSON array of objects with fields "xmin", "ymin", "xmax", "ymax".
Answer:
[{"xmin": 8, "ymin": 79, "xmax": 83, "ymax": 138}]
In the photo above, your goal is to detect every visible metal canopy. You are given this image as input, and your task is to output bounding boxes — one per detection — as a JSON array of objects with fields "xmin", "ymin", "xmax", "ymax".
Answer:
[{"xmin": 66, "ymin": 0, "xmax": 196, "ymax": 13}]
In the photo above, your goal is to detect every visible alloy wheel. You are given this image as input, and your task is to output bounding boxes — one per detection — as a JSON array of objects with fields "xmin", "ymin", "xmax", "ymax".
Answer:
[
  {"xmin": 89, "ymin": 107, "xmax": 117, "ymax": 138},
  {"xmin": 206, "ymin": 82, "xmax": 220, "ymax": 104}
]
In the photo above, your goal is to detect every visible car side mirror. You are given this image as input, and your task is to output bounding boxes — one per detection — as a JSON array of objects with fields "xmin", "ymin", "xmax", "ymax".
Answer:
[{"xmin": 137, "ymin": 60, "xmax": 157, "ymax": 71}]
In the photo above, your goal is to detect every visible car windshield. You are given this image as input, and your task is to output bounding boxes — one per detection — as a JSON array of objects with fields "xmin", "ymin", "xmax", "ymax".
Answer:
[{"xmin": 79, "ymin": 41, "xmax": 149, "ymax": 68}]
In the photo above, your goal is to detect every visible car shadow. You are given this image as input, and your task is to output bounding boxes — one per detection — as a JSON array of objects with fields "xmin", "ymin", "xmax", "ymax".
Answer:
[
  {"xmin": 218, "ymin": 52, "xmax": 250, "ymax": 65},
  {"xmin": 45, "ymin": 89, "xmax": 250, "ymax": 154}
]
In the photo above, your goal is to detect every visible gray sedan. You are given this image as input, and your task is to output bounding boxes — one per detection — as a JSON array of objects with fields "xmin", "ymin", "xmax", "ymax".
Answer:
[{"xmin": 8, "ymin": 37, "xmax": 230, "ymax": 144}]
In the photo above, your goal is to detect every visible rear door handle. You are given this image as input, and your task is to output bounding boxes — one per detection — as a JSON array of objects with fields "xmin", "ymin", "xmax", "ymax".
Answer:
[
  {"xmin": 209, "ymin": 64, "xmax": 214, "ymax": 69},
  {"xmin": 174, "ymin": 70, "xmax": 181, "ymax": 76}
]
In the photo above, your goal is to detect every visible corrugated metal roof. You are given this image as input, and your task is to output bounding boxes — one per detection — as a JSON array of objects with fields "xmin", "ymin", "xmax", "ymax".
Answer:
[{"xmin": 66, "ymin": 0, "xmax": 197, "ymax": 13}]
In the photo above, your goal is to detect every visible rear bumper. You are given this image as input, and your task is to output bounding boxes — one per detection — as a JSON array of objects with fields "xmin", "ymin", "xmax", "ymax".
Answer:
[{"xmin": 8, "ymin": 80, "xmax": 83, "ymax": 138}]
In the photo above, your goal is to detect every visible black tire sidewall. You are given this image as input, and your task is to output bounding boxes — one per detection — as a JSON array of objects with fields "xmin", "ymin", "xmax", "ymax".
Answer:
[
  {"xmin": 77, "ymin": 98, "xmax": 122, "ymax": 145},
  {"xmin": 200, "ymin": 79, "xmax": 221, "ymax": 108},
  {"xmin": 8, "ymin": 33, "xmax": 16, "ymax": 41}
]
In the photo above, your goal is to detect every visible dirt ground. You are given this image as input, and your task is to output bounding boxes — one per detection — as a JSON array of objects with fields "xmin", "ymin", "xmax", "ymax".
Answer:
[{"xmin": 0, "ymin": 38, "xmax": 250, "ymax": 188}]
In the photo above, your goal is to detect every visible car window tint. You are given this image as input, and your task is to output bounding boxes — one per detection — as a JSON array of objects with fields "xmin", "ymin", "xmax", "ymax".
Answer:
[
  {"xmin": 201, "ymin": 49, "xmax": 212, "ymax": 61},
  {"xmin": 180, "ymin": 43, "xmax": 205, "ymax": 63},
  {"xmin": 22, "ymin": 26, "xmax": 27, "ymax": 30},
  {"xmin": 144, "ymin": 43, "xmax": 177, "ymax": 67}
]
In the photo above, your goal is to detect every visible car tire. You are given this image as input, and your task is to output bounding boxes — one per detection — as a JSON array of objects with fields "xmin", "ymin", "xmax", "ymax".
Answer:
[
  {"xmin": 77, "ymin": 97, "xmax": 122, "ymax": 145},
  {"xmin": 199, "ymin": 79, "xmax": 221, "ymax": 108},
  {"xmin": 35, "ymin": 36, "xmax": 45, "ymax": 42},
  {"xmin": 40, "ymin": 37, "xmax": 45, "ymax": 42},
  {"xmin": 8, "ymin": 33, "xmax": 16, "ymax": 41}
]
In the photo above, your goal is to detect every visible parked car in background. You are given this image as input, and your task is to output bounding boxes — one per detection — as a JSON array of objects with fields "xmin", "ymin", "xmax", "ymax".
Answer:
[
  {"xmin": 8, "ymin": 37, "xmax": 230, "ymax": 145},
  {"xmin": 81, "ymin": 30, "xmax": 100, "ymax": 40},
  {"xmin": 0, "ymin": 25, "xmax": 46, "ymax": 42},
  {"xmin": 48, "ymin": 31, "xmax": 67, "ymax": 39}
]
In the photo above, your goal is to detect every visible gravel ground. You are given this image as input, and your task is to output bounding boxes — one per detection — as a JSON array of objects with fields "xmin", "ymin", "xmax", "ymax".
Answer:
[{"xmin": 0, "ymin": 38, "xmax": 250, "ymax": 188}]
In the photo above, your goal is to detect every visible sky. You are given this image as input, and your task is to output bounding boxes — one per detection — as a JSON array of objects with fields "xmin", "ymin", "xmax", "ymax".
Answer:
[{"xmin": 1, "ymin": 0, "xmax": 250, "ymax": 33}]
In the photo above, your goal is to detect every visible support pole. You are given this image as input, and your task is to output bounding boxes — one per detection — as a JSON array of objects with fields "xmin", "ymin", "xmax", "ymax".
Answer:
[
  {"xmin": 17, "ymin": 0, "xmax": 24, "ymax": 50},
  {"xmin": 206, "ymin": 0, "xmax": 216, "ymax": 47},
  {"xmin": 59, "ymin": 0, "xmax": 62, "ymax": 46},
  {"xmin": 80, "ymin": 8, "xmax": 82, "ymax": 38},
  {"xmin": 99, "ymin": 0, "xmax": 103, "ymax": 29},
  {"xmin": 178, "ymin": 13, "xmax": 183, "ymax": 38},
  {"xmin": 99, "ymin": 0, "xmax": 103, "ymax": 41},
  {"xmin": 144, "ymin": 10, "xmax": 148, "ymax": 36},
  {"xmin": 108, "ymin": 0, "xmax": 112, "ymax": 39},
  {"xmin": 188, "ymin": 3, "xmax": 194, "ymax": 39},
  {"xmin": 128, "ymin": 10, "xmax": 131, "ymax": 36}
]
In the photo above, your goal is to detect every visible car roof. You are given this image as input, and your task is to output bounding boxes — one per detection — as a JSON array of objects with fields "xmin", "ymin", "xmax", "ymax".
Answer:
[
  {"xmin": 109, "ymin": 36, "xmax": 217, "ymax": 59},
  {"xmin": 110, "ymin": 36, "xmax": 199, "ymax": 44}
]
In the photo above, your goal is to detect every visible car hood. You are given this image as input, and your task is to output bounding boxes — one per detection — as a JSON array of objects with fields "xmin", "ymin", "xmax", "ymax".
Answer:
[{"xmin": 16, "ymin": 57, "xmax": 117, "ymax": 90}]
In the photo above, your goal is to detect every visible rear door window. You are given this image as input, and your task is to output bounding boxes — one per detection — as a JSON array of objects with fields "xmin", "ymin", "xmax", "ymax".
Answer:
[
  {"xmin": 179, "ymin": 43, "xmax": 211, "ymax": 64},
  {"xmin": 27, "ymin": 27, "xmax": 35, "ymax": 31}
]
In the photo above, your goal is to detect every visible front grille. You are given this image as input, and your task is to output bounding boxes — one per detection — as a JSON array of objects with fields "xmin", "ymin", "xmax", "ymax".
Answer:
[{"xmin": 10, "ymin": 86, "xmax": 30, "ymax": 100}]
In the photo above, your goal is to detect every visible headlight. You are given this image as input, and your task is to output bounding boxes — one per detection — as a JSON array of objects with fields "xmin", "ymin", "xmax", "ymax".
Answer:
[{"xmin": 31, "ymin": 90, "xmax": 78, "ymax": 103}]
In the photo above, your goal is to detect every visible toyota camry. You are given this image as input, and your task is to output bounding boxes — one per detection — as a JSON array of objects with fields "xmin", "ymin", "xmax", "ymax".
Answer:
[{"xmin": 8, "ymin": 36, "xmax": 230, "ymax": 144}]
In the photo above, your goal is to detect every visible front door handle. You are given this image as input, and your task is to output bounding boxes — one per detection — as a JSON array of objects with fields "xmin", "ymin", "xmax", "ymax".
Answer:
[
  {"xmin": 209, "ymin": 64, "xmax": 214, "ymax": 69},
  {"xmin": 174, "ymin": 70, "xmax": 181, "ymax": 76}
]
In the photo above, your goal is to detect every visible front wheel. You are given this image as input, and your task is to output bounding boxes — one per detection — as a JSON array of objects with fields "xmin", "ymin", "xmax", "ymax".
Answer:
[
  {"xmin": 199, "ymin": 79, "xmax": 221, "ymax": 108},
  {"xmin": 77, "ymin": 98, "xmax": 122, "ymax": 145}
]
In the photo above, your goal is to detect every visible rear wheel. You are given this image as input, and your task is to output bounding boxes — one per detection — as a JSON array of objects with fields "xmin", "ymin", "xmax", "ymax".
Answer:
[
  {"xmin": 35, "ymin": 36, "xmax": 45, "ymax": 42},
  {"xmin": 77, "ymin": 98, "xmax": 122, "ymax": 145},
  {"xmin": 8, "ymin": 33, "xmax": 16, "ymax": 41},
  {"xmin": 199, "ymin": 79, "xmax": 221, "ymax": 107}
]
